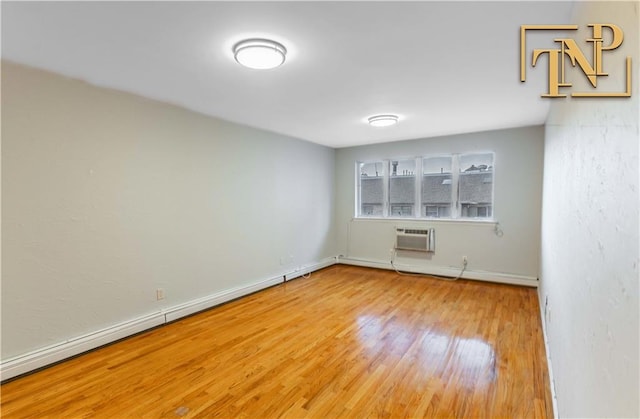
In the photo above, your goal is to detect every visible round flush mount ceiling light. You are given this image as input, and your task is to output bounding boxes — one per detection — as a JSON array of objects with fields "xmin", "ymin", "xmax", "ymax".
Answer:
[
  {"xmin": 368, "ymin": 114, "xmax": 399, "ymax": 127},
  {"xmin": 233, "ymin": 38, "xmax": 287, "ymax": 70}
]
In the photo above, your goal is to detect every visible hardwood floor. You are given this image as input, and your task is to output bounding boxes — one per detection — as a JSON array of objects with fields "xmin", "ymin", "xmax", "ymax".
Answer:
[{"xmin": 1, "ymin": 265, "xmax": 552, "ymax": 418}]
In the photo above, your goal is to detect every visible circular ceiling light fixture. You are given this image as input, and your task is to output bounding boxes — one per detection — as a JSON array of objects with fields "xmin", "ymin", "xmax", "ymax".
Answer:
[
  {"xmin": 233, "ymin": 38, "xmax": 287, "ymax": 70},
  {"xmin": 368, "ymin": 114, "xmax": 399, "ymax": 127}
]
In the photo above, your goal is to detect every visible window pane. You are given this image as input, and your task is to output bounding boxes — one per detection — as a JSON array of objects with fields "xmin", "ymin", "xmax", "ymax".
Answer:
[
  {"xmin": 358, "ymin": 162, "xmax": 384, "ymax": 217},
  {"xmin": 422, "ymin": 157, "xmax": 452, "ymax": 218},
  {"xmin": 459, "ymin": 153, "xmax": 494, "ymax": 219},
  {"xmin": 391, "ymin": 205, "xmax": 413, "ymax": 216},
  {"xmin": 389, "ymin": 160, "xmax": 415, "ymax": 217},
  {"xmin": 438, "ymin": 206, "xmax": 451, "ymax": 217}
]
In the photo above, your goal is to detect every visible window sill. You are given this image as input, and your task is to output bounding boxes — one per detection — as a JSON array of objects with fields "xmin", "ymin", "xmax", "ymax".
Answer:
[{"xmin": 352, "ymin": 217, "xmax": 497, "ymax": 225}]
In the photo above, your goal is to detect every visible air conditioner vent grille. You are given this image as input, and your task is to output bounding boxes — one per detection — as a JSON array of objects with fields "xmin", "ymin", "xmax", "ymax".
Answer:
[
  {"xmin": 402, "ymin": 229, "xmax": 428, "ymax": 235},
  {"xmin": 395, "ymin": 228, "xmax": 435, "ymax": 252}
]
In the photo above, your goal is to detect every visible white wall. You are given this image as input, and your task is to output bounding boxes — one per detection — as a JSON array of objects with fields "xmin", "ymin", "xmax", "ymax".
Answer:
[
  {"xmin": 335, "ymin": 126, "xmax": 544, "ymax": 284},
  {"xmin": 1, "ymin": 61, "xmax": 336, "ymax": 361},
  {"xmin": 539, "ymin": 2, "xmax": 639, "ymax": 417}
]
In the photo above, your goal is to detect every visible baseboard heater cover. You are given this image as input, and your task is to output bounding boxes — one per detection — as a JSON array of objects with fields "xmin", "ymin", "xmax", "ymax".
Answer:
[
  {"xmin": 163, "ymin": 274, "xmax": 284, "ymax": 323},
  {"xmin": 1, "ymin": 257, "xmax": 338, "ymax": 381},
  {"xmin": 284, "ymin": 257, "xmax": 337, "ymax": 281},
  {"xmin": 0, "ymin": 313, "xmax": 165, "ymax": 381},
  {"xmin": 337, "ymin": 256, "xmax": 538, "ymax": 287}
]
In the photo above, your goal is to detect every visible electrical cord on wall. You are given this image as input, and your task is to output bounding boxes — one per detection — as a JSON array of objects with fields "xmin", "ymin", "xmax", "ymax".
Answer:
[
  {"xmin": 390, "ymin": 248, "xmax": 467, "ymax": 281},
  {"xmin": 494, "ymin": 222, "xmax": 504, "ymax": 237}
]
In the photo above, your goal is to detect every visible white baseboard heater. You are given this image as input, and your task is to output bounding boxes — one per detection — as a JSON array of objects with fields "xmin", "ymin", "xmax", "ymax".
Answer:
[{"xmin": 395, "ymin": 228, "xmax": 435, "ymax": 252}]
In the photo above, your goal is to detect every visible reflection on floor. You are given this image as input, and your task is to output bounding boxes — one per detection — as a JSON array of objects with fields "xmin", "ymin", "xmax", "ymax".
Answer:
[{"xmin": 1, "ymin": 265, "xmax": 552, "ymax": 418}]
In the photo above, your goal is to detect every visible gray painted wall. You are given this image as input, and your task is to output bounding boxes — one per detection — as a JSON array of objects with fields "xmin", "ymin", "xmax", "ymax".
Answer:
[
  {"xmin": 335, "ymin": 126, "xmax": 544, "ymax": 280},
  {"xmin": 2, "ymin": 62, "xmax": 336, "ymax": 359}
]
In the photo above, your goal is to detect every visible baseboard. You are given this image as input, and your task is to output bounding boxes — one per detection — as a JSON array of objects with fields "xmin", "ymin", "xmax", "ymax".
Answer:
[
  {"xmin": 338, "ymin": 256, "xmax": 539, "ymax": 287},
  {"xmin": 163, "ymin": 274, "xmax": 285, "ymax": 323},
  {"xmin": 538, "ymin": 289, "xmax": 559, "ymax": 418},
  {"xmin": 0, "ymin": 313, "xmax": 165, "ymax": 381},
  {"xmin": 284, "ymin": 256, "xmax": 337, "ymax": 281},
  {"xmin": 1, "ymin": 258, "xmax": 336, "ymax": 381}
]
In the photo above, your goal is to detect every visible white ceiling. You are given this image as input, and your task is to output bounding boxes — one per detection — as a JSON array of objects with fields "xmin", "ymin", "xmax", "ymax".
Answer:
[{"xmin": 2, "ymin": 1, "xmax": 574, "ymax": 148}]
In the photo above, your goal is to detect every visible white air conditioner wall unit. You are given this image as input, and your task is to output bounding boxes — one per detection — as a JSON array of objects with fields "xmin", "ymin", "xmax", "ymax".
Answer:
[{"xmin": 395, "ymin": 228, "xmax": 435, "ymax": 252}]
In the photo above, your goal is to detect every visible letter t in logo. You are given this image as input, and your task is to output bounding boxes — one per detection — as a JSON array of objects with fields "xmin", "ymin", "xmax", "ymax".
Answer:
[{"xmin": 532, "ymin": 48, "xmax": 568, "ymax": 97}]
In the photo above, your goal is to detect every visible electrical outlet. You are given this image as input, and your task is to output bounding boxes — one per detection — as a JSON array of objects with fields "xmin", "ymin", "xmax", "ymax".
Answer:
[
  {"xmin": 156, "ymin": 288, "xmax": 165, "ymax": 300},
  {"xmin": 462, "ymin": 256, "xmax": 468, "ymax": 265}
]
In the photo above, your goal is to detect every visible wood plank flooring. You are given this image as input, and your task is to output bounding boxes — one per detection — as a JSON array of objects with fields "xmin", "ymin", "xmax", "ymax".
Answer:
[{"xmin": 1, "ymin": 265, "xmax": 553, "ymax": 418}]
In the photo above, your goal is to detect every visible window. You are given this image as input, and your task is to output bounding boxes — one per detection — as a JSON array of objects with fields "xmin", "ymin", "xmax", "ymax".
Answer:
[
  {"xmin": 390, "ymin": 205, "xmax": 413, "ymax": 216},
  {"xmin": 461, "ymin": 205, "xmax": 492, "ymax": 218},
  {"xmin": 425, "ymin": 205, "xmax": 451, "ymax": 218},
  {"xmin": 358, "ymin": 161, "xmax": 384, "ymax": 217},
  {"xmin": 422, "ymin": 156, "xmax": 452, "ymax": 218},
  {"xmin": 356, "ymin": 153, "xmax": 494, "ymax": 220},
  {"xmin": 361, "ymin": 205, "xmax": 375, "ymax": 216},
  {"xmin": 458, "ymin": 153, "xmax": 494, "ymax": 219},
  {"xmin": 389, "ymin": 160, "xmax": 416, "ymax": 218}
]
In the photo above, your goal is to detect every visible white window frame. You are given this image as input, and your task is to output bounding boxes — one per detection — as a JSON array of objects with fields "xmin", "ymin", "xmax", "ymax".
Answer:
[
  {"xmin": 388, "ymin": 158, "xmax": 420, "ymax": 219},
  {"xmin": 356, "ymin": 160, "xmax": 388, "ymax": 218},
  {"xmin": 355, "ymin": 152, "xmax": 495, "ymax": 221}
]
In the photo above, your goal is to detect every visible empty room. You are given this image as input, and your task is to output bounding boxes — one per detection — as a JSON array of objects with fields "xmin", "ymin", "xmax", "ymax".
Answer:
[{"xmin": 1, "ymin": 1, "xmax": 638, "ymax": 418}]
